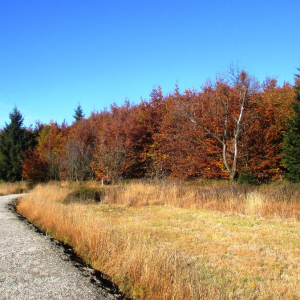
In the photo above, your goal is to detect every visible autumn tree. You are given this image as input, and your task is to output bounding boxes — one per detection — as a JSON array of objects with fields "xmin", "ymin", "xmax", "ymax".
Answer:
[
  {"xmin": 122, "ymin": 87, "xmax": 167, "ymax": 178},
  {"xmin": 22, "ymin": 121, "xmax": 68, "ymax": 181},
  {"xmin": 62, "ymin": 139, "xmax": 93, "ymax": 181},
  {"xmin": 174, "ymin": 68, "xmax": 260, "ymax": 181},
  {"xmin": 241, "ymin": 78, "xmax": 294, "ymax": 182},
  {"xmin": 61, "ymin": 118, "xmax": 96, "ymax": 181},
  {"xmin": 22, "ymin": 148, "xmax": 49, "ymax": 182},
  {"xmin": 95, "ymin": 136, "xmax": 126, "ymax": 183},
  {"xmin": 92, "ymin": 103, "xmax": 134, "ymax": 184}
]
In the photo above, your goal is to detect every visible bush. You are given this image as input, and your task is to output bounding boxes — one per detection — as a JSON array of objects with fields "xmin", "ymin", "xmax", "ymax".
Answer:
[
  {"xmin": 26, "ymin": 181, "xmax": 35, "ymax": 190},
  {"xmin": 65, "ymin": 187, "xmax": 106, "ymax": 204},
  {"xmin": 14, "ymin": 187, "xmax": 24, "ymax": 194},
  {"xmin": 238, "ymin": 169, "xmax": 256, "ymax": 186}
]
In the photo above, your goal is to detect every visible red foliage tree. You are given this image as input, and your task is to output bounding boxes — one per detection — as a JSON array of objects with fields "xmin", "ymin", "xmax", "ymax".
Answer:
[
  {"xmin": 22, "ymin": 122, "xmax": 69, "ymax": 182},
  {"xmin": 240, "ymin": 79, "xmax": 294, "ymax": 181}
]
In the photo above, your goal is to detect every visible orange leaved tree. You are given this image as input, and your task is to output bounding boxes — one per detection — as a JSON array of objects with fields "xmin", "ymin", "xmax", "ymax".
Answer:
[{"xmin": 173, "ymin": 68, "xmax": 260, "ymax": 181}]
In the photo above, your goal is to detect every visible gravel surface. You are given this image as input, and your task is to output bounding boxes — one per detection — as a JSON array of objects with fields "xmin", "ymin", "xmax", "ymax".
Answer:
[{"xmin": 0, "ymin": 194, "xmax": 117, "ymax": 300}]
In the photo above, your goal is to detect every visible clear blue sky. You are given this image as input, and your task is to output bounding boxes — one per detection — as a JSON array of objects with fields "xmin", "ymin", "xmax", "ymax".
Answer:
[{"xmin": 0, "ymin": 0, "xmax": 299, "ymax": 128}]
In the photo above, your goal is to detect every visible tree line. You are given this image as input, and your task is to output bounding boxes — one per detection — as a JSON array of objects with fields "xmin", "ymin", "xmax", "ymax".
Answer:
[{"xmin": 1, "ymin": 67, "xmax": 300, "ymax": 184}]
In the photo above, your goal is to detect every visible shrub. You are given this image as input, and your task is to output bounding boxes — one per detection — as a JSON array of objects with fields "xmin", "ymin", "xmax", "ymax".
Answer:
[
  {"xmin": 26, "ymin": 181, "xmax": 36, "ymax": 190},
  {"xmin": 238, "ymin": 169, "xmax": 256, "ymax": 186},
  {"xmin": 64, "ymin": 187, "xmax": 105, "ymax": 204},
  {"xmin": 14, "ymin": 187, "xmax": 24, "ymax": 194}
]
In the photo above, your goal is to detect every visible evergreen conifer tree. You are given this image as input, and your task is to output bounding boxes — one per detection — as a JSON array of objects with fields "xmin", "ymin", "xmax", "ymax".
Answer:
[
  {"xmin": 73, "ymin": 104, "xmax": 85, "ymax": 122},
  {"xmin": 282, "ymin": 72, "xmax": 300, "ymax": 182},
  {"xmin": 0, "ymin": 107, "xmax": 36, "ymax": 181}
]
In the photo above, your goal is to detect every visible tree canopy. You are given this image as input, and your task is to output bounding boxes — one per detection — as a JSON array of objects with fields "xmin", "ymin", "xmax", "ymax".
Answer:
[{"xmin": 2, "ymin": 68, "xmax": 297, "ymax": 184}]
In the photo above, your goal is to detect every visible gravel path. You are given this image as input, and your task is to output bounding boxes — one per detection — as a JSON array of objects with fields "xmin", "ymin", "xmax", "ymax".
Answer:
[{"xmin": 0, "ymin": 194, "xmax": 116, "ymax": 300}]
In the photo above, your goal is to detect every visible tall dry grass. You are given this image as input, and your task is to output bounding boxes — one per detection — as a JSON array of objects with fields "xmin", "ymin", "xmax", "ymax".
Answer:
[
  {"xmin": 17, "ymin": 184, "xmax": 216, "ymax": 299},
  {"xmin": 0, "ymin": 181, "xmax": 27, "ymax": 195},
  {"xmin": 16, "ymin": 180, "xmax": 300, "ymax": 299},
  {"xmin": 79, "ymin": 180, "xmax": 300, "ymax": 220}
]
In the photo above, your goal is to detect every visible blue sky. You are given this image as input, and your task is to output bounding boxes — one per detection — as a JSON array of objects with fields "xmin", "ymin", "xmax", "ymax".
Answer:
[{"xmin": 0, "ymin": 0, "xmax": 299, "ymax": 128}]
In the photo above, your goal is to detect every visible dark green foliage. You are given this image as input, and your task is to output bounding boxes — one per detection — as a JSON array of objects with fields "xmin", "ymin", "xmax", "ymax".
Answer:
[
  {"xmin": 25, "ymin": 181, "xmax": 35, "ymax": 190},
  {"xmin": 0, "ymin": 107, "xmax": 36, "ymax": 182},
  {"xmin": 238, "ymin": 169, "xmax": 256, "ymax": 186},
  {"xmin": 282, "ymin": 72, "xmax": 300, "ymax": 182},
  {"xmin": 73, "ymin": 104, "xmax": 85, "ymax": 122},
  {"xmin": 64, "ymin": 187, "xmax": 105, "ymax": 204},
  {"xmin": 14, "ymin": 187, "xmax": 24, "ymax": 194}
]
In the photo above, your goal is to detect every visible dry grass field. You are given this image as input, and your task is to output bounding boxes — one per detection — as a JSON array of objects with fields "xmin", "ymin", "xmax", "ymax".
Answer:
[
  {"xmin": 16, "ymin": 180, "xmax": 300, "ymax": 299},
  {"xmin": 0, "ymin": 181, "xmax": 27, "ymax": 195}
]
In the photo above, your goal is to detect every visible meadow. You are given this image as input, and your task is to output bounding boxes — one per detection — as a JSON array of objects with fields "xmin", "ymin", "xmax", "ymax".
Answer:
[{"xmin": 15, "ymin": 180, "xmax": 300, "ymax": 299}]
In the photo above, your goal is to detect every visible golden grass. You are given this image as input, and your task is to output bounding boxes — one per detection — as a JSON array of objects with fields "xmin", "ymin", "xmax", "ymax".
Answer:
[
  {"xmin": 0, "ymin": 181, "xmax": 27, "ymax": 195},
  {"xmin": 85, "ymin": 180, "xmax": 300, "ymax": 220},
  {"xmin": 17, "ymin": 181, "xmax": 300, "ymax": 299}
]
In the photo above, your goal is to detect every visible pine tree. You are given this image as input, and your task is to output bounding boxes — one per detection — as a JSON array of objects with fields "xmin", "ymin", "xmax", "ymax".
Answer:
[
  {"xmin": 282, "ymin": 72, "xmax": 300, "ymax": 182},
  {"xmin": 73, "ymin": 104, "xmax": 85, "ymax": 122},
  {"xmin": 0, "ymin": 107, "xmax": 36, "ymax": 181}
]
